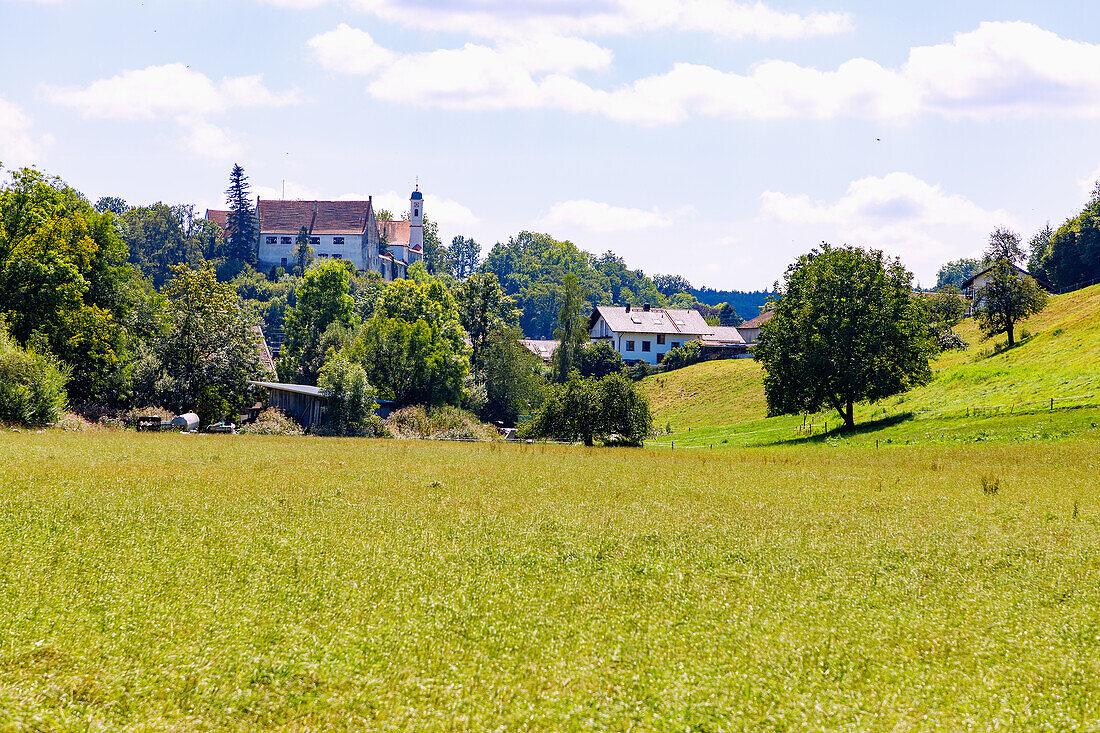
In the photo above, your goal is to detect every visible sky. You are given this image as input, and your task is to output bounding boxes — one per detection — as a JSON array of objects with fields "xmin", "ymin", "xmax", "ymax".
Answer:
[{"xmin": 3, "ymin": 0, "xmax": 1100, "ymax": 290}]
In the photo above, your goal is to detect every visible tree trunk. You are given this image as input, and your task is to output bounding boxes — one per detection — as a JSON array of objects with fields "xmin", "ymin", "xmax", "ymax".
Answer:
[
  {"xmin": 1006, "ymin": 324, "xmax": 1015, "ymax": 347},
  {"xmin": 844, "ymin": 399, "xmax": 855, "ymax": 430}
]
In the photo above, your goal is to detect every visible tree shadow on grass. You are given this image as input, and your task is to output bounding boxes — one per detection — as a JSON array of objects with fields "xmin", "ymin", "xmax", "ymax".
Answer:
[{"xmin": 775, "ymin": 412, "xmax": 915, "ymax": 446}]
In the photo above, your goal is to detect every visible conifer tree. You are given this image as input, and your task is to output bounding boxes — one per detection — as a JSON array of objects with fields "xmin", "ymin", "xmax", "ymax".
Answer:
[{"xmin": 224, "ymin": 164, "xmax": 258, "ymax": 267}]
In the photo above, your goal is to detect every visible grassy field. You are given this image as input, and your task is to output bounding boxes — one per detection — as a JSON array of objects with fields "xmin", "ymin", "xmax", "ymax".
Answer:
[
  {"xmin": 642, "ymin": 284, "xmax": 1100, "ymax": 447},
  {"xmin": 3, "ymin": 431, "xmax": 1100, "ymax": 730}
]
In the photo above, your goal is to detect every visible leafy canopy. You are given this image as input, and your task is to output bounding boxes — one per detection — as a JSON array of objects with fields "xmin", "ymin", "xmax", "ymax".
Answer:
[{"xmin": 755, "ymin": 243, "xmax": 934, "ymax": 429}]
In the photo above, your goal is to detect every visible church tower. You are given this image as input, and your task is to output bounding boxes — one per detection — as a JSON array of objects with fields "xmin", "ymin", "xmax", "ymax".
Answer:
[{"xmin": 409, "ymin": 184, "xmax": 423, "ymax": 253}]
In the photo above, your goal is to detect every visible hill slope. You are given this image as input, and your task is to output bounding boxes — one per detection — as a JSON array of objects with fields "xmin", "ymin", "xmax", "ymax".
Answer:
[{"xmin": 642, "ymin": 284, "xmax": 1100, "ymax": 443}]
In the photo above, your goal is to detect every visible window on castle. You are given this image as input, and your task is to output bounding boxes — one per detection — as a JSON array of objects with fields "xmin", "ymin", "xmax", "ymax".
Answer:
[
  {"xmin": 332, "ymin": 254, "xmax": 342, "ymax": 259},
  {"xmin": 266, "ymin": 236, "xmax": 277, "ymax": 244},
  {"xmin": 309, "ymin": 237, "xmax": 320, "ymax": 245},
  {"xmin": 333, "ymin": 237, "xmax": 345, "ymax": 245},
  {"xmin": 280, "ymin": 257, "xmax": 287, "ymax": 266},
  {"xmin": 280, "ymin": 236, "xmax": 292, "ymax": 244}
]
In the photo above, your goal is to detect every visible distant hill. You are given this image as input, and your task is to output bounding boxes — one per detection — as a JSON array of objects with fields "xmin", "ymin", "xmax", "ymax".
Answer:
[
  {"xmin": 690, "ymin": 288, "xmax": 773, "ymax": 321},
  {"xmin": 643, "ymin": 283, "xmax": 1100, "ymax": 438}
]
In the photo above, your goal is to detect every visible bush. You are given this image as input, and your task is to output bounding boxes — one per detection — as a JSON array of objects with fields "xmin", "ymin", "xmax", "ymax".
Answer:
[
  {"xmin": 239, "ymin": 407, "xmax": 304, "ymax": 436},
  {"xmin": 387, "ymin": 404, "xmax": 498, "ymax": 441},
  {"xmin": 933, "ymin": 327, "xmax": 968, "ymax": 352},
  {"xmin": 0, "ymin": 327, "xmax": 69, "ymax": 427},
  {"xmin": 55, "ymin": 412, "xmax": 98, "ymax": 432},
  {"xmin": 318, "ymin": 354, "xmax": 380, "ymax": 437},
  {"xmin": 522, "ymin": 371, "xmax": 652, "ymax": 446},
  {"xmin": 661, "ymin": 339, "xmax": 704, "ymax": 372}
]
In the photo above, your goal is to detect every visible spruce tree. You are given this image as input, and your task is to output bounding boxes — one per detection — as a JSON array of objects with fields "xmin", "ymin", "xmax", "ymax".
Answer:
[{"xmin": 224, "ymin": 164, "xmax": 258, "ymax": 267}]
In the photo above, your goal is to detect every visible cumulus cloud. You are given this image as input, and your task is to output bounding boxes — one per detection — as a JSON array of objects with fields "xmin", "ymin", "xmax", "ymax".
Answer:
[
  {"xmin": 44, "ymin": 63, "xmax": 299, "ymax": 120},
  {"xmin": 539, "ymin": 199, "xmax": 683, "ymax": 232},
  {"xmin": 289, "ymin": 0, "xmax": 853, "ymax": 41},
  {"xmin": 759, "ymin": 172, "xmax": 1014, "ymax": 277},
  {"xmin": 310, "ymin": 20, "xmax": 1100, "ymax": 125},
  {"xmin": 44, "ymin": 63, "xmax": 299, "ymax": 160},
  {"xmin": 0, "ymin": 96, "xmax": 50, "ymax": 166}
]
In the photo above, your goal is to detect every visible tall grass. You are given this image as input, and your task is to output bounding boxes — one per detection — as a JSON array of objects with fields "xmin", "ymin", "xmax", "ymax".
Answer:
[{"xmin": 1, "ymin": 431, "xmax": 1099, "ymax": 729}]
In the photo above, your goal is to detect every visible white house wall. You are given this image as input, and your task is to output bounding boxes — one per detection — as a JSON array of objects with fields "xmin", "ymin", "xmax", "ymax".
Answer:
[
  {"xmin": 260, "ymin": 234, "xmax": 366, "ymax": 270},
  {"xmin": 590, "ymin": 317, "xmax": 703, "ymax": 365}
]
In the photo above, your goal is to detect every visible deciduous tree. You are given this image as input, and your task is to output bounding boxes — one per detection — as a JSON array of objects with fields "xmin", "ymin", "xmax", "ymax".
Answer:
[{"xmin": 755, "ymin": 244, "xmax": 933, "ymax": 430}]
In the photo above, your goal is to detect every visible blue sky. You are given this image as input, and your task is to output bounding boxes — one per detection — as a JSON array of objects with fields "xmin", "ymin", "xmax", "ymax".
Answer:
[{"xmin": 3, "ymin": 0, "xmax": 1100, "ymax": 289}]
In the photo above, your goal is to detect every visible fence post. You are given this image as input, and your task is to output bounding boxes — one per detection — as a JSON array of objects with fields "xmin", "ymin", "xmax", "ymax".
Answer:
[{"xmin": 1051, "ymin": 398, "xmax": 1054, "ymax": 412}]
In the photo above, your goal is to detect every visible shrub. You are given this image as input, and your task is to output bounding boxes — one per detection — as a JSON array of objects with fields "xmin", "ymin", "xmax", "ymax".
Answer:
[
  {"xmin": 387, "ymin": 404, "xmax": 497, "ymax": 441},
  {"xmin": 933, "ymin": 327, "xmax": 968, "ymax": 352},
  {"xmin": 0, "ymin": 327, "xmax": 69, "ymax": 427},
  {"xmin": 239, "ymin": 407, "xmax": 304, "ymax": 436},
  {"xmin": 318, "ymin": 354, "xmax": 385, "ymax": 437},
  {"xmin": 522, "ymin": 371, "xmax": 652, "ymax": 446},
  {"xmin": 661, "ymin": 339, "xmax": 704, "ymax": 372},
  {"xmin": 55, "ymin": 412, "xmax": 98, "ymax": 432}
]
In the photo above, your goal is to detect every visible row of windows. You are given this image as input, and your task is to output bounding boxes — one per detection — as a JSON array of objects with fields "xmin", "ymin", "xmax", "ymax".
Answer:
[
  {"xmin": 624, "ymin": 339, "xmax": 680, "ymax": 352},
  {"xmin": 267, "ymin": 236, "xmax": 346, "ymax": 245}
]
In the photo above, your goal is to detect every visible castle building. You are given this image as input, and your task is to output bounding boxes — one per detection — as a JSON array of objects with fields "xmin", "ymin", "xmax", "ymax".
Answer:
[{"xmin": 206, "ymin": 187, "xmax": 425, "ymax": 280}]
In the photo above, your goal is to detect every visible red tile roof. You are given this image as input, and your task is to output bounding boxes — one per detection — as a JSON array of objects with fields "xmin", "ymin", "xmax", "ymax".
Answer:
[
  {"xmin": 379, "ymin": 219, "xmax": 412, "ymax": 248},
  {"xmin": 205, "ymin": 209, "xmax": 229, "ymax": 232},
  {"xmin": 258, "ymin": 199, "xmax": 375, "ymax": 235}
]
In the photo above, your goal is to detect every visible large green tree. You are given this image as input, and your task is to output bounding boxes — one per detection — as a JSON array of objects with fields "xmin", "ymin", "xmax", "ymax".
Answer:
[
  {"xmin": 278, "ymin": 259, "xmax": 358, "ymax": 385},
  {"xmin": 477, "ymin": 324, "xmax": 547, "ymax": 426},
  {"xmin": 1036, "ymin": 190, "xmax": 1100, "ymax": 291},
  {"xmin": 224, "ymin": 164, "xmax": 258, "ymax": 267},
  {"xmin": 975, "ymin": 261, "xmax": 1048, "ymax": 348},
  {"xmin": 935, "ymin": 258, "xmax": 981, "ymax": 290},
  {"xmin": 120, "ymin": 203, "xmax": 222, "ymax": 287},
  {"xmin": 133, "ymin": 264, "xmax": 261, "ymax": 423},
  {"xmin": 454, "ymin": 271, "xmax": 519, "ymax": 369},
  {"xmin": 755, "ymin": 244, "xmax": 934, "ymax": 430},
  {"xmin": 0, "ymin": 167, "xmax": 152, "ymax": 408},
  {"xmin": 342, "ymin": 266, "xmax": 468, "ymax": 406},
  {"xmin": 450, "ymin": 235, "xmax": 480, "ymax": 279},
  {"xmin": 550, "ymin": 273, "xmax": 589, "ymax": 383},
  {"xmin": 526, "ymin": 371, "xmax": 651, "ymax": 446}
]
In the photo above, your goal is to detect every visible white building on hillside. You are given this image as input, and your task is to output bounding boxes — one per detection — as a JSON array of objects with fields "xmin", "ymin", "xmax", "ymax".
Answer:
[
  {"xmin": 588, "ymin": 304, "xmax": 743, "ymax": 365},
  {"xmin": 207, "ymin": 186, "xmax": 425, "ymax": 281}
]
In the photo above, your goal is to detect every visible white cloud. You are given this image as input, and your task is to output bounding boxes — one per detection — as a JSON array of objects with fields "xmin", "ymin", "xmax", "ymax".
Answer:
[
  {"xmin": 759, "ymin": 172, "xmax": 1014, "ymax": 278},
  {"xmin": 307, "ymin": 24, "xmax": 395, "ymax": 75},
  {"xmin": 178, "ymin": 118, "xmax": 243, "ymax": 161},
  {"xmin": 44, "ymin": 63, "xmax": 299, "ymax": 120},
  {"xmin": 1078, "ymin": 163, "xmax": 1100, "ymax": 201},
  {"xmin": 44, "ymin": 63, "xmax": 299, "ymax": 160},
  {"xmin": 539, "ymin": 199, "xmax": 680, "ymax": 232},
  {"xmin": 0, "ymin": 96, "xmax": 50, "ymax": 166},
  {"xmin": 311, "ymin": 20, "xmax": 1100, "ymax": 125},
  {"xmin": 295, "ymin": 0, "xmax": 853, "ymax": 41}
]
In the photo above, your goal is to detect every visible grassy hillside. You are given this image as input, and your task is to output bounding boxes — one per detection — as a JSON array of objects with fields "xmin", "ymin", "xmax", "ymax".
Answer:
[
  {"xmin": 643, "ymin": 284, "xmax": 1100, "ymax": 445},
  {"xmin": 4, "ymin": 431, "xmax": 1100, "ymax": 729}
]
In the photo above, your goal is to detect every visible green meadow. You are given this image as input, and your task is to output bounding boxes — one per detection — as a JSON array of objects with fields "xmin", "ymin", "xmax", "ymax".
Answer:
[
  {"xmin": 2, "ymin": 431, "xmax": 1100, "ymax": 730},
  {"xmin": 642, "ymin": 284, "xmax": 1100, "ymax": 448}
]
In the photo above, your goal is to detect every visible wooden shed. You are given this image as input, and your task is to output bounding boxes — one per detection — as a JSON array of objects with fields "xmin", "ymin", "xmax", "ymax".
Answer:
[{"xmin": 250, "ymin": 381, "xmax": 328, "ymax": 429}]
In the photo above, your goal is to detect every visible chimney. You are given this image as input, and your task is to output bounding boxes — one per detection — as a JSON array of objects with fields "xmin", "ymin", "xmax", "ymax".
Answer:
[
  {"xmin": 643, "ymin": 302, "xmax": 650, "ymax": 312},
  {"xmin": 625, "ymin": 303, "xmax": 631, "ymax": 312}
]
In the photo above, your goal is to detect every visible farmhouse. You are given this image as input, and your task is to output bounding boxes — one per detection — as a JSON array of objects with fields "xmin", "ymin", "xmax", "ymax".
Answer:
[
  {"xmin": 207, "ymin": 187, "xmax": 425, "ymax": 280},
  {"xmin": 588, "ymin": 304, "xmax": 743, "ymax": 365},
  {"xmin": 960, "ymin": 264, "xmax": 1054, "ymax": 315}
]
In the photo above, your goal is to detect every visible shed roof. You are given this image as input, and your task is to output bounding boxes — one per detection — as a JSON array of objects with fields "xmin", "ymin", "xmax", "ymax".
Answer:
[
  {"xmin": 250, "ymin": 380, "xmax": 325, "ymax": 397},
  {"xmin": 700, "ymin": 325, "xmax": 746, "ymax": 345},
  {"xmin": 589, "ymin": 305, "xmax": 710, "ymax": 336},
  {"xmin": 739, "ymin": 310, "xmax": 775, "ymax": 329}
]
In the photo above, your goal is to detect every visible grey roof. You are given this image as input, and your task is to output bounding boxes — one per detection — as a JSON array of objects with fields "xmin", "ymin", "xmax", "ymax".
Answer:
[
  {"xmin": 590, "ymin": 306, "xmax": 710, "ymax": 336},
  {"xmin": 522, "ymin": 339, "xmax": 559, "ymax": 360},
  {"xmin": 700, "ymin": 325, "xmax": 745, "ymax": 345},
  {"xmin": 250, "ymin": 380, "xmax": 325, "ymax": 397}
]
